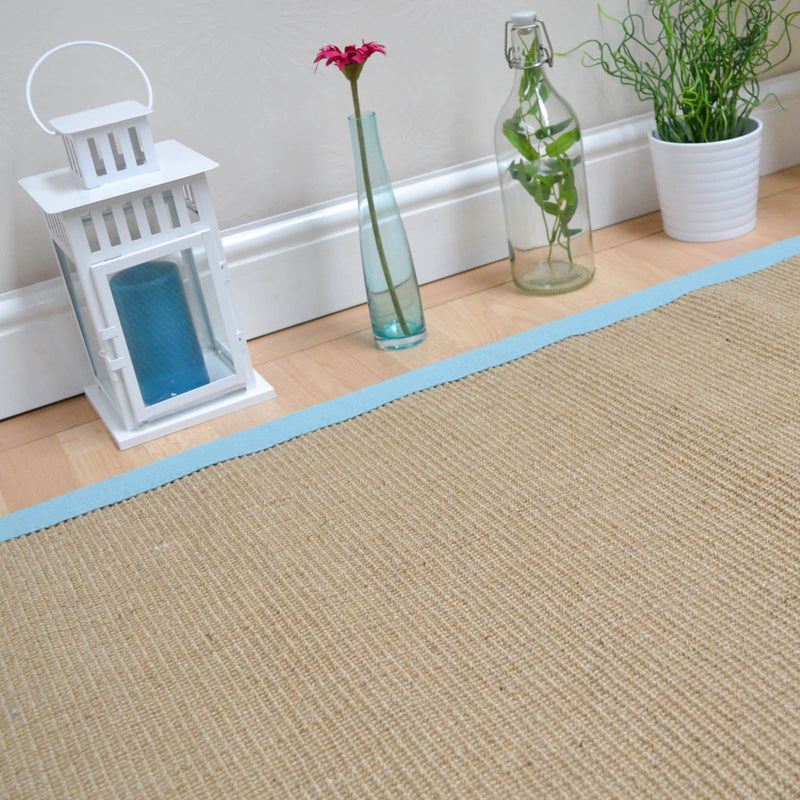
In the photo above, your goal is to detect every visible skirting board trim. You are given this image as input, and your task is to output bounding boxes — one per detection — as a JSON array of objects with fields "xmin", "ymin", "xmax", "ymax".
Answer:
[{"xmin": 2, "ymin": 71, "xmax": 799, "ymax": 420}]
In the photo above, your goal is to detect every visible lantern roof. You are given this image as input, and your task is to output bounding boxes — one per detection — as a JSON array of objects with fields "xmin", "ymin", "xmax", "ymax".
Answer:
[
  {"xmin": 49, "ymin": 100, "xmax": 151, "ymax": 136},
  {"xmin": 19, "ymin": 139, "xmax": 218, "ymax": 215}
]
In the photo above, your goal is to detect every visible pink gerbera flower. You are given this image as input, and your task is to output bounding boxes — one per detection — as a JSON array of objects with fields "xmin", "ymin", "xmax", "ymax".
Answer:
[{"xmin": 314, "ymin": 41, "xmax": 386, "ymax": 81}]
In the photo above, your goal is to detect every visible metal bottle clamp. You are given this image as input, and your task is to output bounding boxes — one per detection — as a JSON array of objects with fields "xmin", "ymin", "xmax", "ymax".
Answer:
[{"xmin": 505, "ymin": 14, "xmax": 555, "ymax": 69}]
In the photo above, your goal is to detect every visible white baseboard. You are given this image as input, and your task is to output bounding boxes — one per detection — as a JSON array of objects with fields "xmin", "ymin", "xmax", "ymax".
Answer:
[{"xmin": 3, "ymin": 71, "xmax": 800, "ymax": 420}]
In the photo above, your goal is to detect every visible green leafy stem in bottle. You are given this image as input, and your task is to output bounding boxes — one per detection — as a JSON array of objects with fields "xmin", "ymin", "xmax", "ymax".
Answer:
[{"xmin": 502, "ymin": 34, "xmax": 582, "ymax": 266}]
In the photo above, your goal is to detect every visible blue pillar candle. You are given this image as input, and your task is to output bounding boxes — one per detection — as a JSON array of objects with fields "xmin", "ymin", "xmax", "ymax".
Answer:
[{"xmin": 110, "ymin": 260, "xmax": 210, "ymax": 406}]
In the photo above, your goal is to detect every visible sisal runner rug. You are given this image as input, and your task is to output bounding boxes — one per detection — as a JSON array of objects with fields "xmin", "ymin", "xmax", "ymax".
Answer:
[{"xmin": 2, "ymin": 246, "xmax": 800, "ymax": 798}]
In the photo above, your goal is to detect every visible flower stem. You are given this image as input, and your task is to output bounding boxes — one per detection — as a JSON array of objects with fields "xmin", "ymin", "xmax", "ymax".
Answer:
[{"xmin": 349, "ymin": 78, "xmax": 410, "ymax": 336}]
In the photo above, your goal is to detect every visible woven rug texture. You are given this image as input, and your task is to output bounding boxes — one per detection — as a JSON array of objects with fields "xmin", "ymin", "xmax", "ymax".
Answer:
[{"xmin": 2, "ymin": 257, "xmax": 800, "ymax": 798}]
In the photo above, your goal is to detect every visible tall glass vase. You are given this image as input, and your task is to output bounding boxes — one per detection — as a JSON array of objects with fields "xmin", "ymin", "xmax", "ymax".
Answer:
[{"xmin": 348, "ymin": 112, "xmax": 426, "ymax": 350}]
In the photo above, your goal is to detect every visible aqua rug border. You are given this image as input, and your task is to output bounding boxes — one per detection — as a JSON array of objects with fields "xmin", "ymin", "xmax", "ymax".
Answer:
[{"xmin": 3, "ymin": 235, "xmax": 799, "ymax": 542}]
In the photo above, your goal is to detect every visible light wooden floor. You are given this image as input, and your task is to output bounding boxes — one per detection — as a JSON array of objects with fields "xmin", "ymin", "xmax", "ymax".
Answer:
[{"xmin": 3, "ymin": 165, "xmax": 800, "ymax": 515}]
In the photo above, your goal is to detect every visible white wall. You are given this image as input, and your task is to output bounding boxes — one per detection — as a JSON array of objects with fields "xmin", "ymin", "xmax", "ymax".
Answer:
[
  {"xmin": 3, "ymin": 1, "xmax": 800, "ymax": 420},
  {"xmin": 4, "ymin": 0, "xmax": 797, "ymax": 296}
]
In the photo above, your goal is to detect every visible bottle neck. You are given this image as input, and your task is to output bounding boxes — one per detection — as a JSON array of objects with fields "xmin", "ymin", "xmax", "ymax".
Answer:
[
  {"xmin": 508, "ymin": 27, "xmax": 550, "ymax": 100},
  {"xmin": 510, "ymin": 26, "xmax": 548, "ymax": 64},
  {"xmin": 508, "ymin": 27, "xmax": 550, "ymax": 94}
]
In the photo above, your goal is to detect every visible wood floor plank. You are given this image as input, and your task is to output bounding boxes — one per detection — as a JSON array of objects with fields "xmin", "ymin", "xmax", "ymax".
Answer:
[
  {"xmin": 0, "ymin": 437, "xmax": 81, "ymax": 513},
  {"xmin": 247, "ymin": 305, "xmax": 368, "ymax": 366},
  {"xmin": 262, "ymin": 338, "xmax": 394, "ymax": 409},
  {"xmin": 0, "ymin": 396, "xmax": 97, "ymax": 453},
  {"xmin": 57, "ymin": 420, "xmax": 155, "ymax": 490},
  {"xmin": 592, "ymin": 212, "xmax": 663, "ymax": 252},
  {"xmin": 758, "ymin": 164, "xmax": 800, "ymax": 197}
]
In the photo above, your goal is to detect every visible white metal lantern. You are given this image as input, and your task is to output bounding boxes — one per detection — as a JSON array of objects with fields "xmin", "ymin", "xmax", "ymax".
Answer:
[{"xmin": 19, "ymin": 41, "xmax": 275, "ymax": 449}]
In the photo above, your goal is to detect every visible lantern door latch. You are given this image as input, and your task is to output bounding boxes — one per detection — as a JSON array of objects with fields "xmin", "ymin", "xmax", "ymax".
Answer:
[
  {"xmin": 98, "ymin": 324, "xmax": 119, "ymax": 342},
  {"xmin": 99, "ymin": 350, "xmax": 127, "ymax": 372},
  {"xmin": 98, "ymin": 326, "xmax": 127, "ymax": 371}
]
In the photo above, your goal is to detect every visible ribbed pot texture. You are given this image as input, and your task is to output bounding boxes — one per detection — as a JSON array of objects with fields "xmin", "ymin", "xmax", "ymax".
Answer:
[{"xmin": 648, "ymin": 117, "xmax": 762, "ymax": 243}]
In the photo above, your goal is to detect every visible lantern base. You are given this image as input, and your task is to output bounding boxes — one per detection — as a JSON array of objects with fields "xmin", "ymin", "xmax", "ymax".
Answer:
[{"xmin": 85, "ymin": 373, "xmax": 276, "ymax": 450}]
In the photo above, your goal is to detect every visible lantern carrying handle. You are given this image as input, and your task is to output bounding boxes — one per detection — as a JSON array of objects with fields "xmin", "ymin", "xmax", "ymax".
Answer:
[{"xmin": 26, "ymin": 41, "xmax": 154, "ymax": 136}]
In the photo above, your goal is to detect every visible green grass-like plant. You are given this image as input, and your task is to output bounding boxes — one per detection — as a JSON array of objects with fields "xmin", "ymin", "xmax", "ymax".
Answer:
[{"xmin": 578, "ymin": 0, "xmax": 799, "ymax": 143}]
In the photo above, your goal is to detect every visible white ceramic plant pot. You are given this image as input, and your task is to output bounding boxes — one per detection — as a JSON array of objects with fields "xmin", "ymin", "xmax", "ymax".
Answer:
[{"xmin": 648, "ymin": 117, "xmax": 762, "ymax": 242}]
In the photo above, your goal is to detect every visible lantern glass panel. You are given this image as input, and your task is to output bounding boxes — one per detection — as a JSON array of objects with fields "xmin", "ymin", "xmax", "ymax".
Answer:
[
  {"xmin": 54, "ymin": 243, "xmax": 114, "ymax": 398},
  {"xmin": 107, "ymin": 241, "xmax": 236, "ymax": 408}
]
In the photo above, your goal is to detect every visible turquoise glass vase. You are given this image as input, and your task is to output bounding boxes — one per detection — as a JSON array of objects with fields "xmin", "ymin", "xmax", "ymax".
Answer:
[{"xmin": 348, "ymin": 112, "xmax": 426, "ymax": 349}]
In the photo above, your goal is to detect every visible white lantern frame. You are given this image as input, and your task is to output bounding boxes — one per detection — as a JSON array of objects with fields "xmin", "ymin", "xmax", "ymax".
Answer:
[{"xmin": 20, "ymin": 42, "xmax": 275, "ymax": 449}]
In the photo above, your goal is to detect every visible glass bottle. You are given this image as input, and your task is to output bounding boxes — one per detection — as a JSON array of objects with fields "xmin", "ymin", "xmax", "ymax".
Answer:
[
  {"xmin": 348, "ymin": 112, "xmax": 426, "ymax": 350},
  {"xmin": 494, "ymin": 11, "xmax": 595, "ymax": 294}
]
